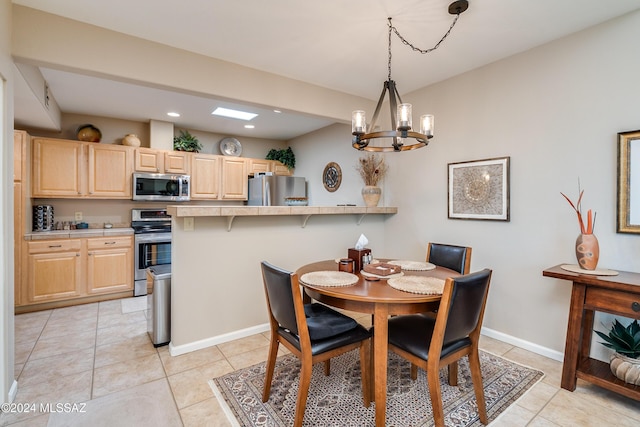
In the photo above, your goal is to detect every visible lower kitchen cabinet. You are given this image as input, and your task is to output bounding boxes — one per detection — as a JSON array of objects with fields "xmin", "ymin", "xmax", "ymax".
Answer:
[
  {"xmin": 22, "ymin": 235, "xmax": 133, "ymax": 308},
  {"xmin": 87, "ymin": 236, "xmax": 133, "ymax": 295},
  {"xmin": 26, "ymin": 239, "xmax": 84, "ymax": 303}
]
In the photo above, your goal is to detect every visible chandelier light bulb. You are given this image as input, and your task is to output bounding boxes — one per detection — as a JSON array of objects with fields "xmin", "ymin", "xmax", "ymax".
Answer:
[
  {"xmin": 352, "ymin": 110, "xmax": 366, "ymax": 135},
  {"xmin": 397, "ymin": 104, "xmax": 412, "ymax": 131},
  {"xmin": 420, "ymin": 114, "xmax": 434, "ymax": 137}
]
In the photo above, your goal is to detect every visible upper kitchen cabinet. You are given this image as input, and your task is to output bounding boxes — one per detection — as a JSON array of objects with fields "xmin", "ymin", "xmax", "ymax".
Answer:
[
  {"xmin": 32, "ymin": 137, "xmax": 133, "ymax": 199},
  {"xmin": 248, "ymin": 158, "xmax": 293, "ymax": 176},
  {"xmin": 134, "ymin": 148, "xmax": 190, "ymax": 174},
  {"xmin": 221, "ymin": 157, "xmax": 248, "ymax": 199},
  {"xmin": 190, "ymin": 153, "xmax": 220, "ymax": 199},
  {"xmin": 88, "ymin": 143, "xmax": 134, "ymax": 198},
  {"xmin": 32, "ymin": 138, "xmax": 85, "ymax": 197}
]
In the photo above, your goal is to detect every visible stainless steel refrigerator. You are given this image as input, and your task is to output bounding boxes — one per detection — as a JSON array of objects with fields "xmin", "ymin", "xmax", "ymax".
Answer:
[{"xmin": 247, "ymin": 174, "xmax": 306, "ymax": 206}]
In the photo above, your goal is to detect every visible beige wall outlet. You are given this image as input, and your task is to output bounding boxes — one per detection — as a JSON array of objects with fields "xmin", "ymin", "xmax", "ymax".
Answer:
[
  {"xmin": 184, "ymin": 217, "xmax": 194, "ymax": 231},
  {"xmin": 75, "ymin": 212, "xmax": 83, "ymax": 221}
]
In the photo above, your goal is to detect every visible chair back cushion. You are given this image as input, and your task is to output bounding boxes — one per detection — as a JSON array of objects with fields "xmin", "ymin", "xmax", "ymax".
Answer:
[
  {"xmin": 261, "ymin": 261, "xmax": 299, "ymax": 336},
  {"xmin": 442, "ymin": 269, "xmax": 491, "ymax": 345},
  {"xmin": 428, "ymin": 243, "xmax": 469, "ymax": 274}
]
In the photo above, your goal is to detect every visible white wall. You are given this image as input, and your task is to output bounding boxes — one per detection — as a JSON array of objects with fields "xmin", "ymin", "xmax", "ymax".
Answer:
[
  {"xmin": 382, "ymin": 11, "xmax": 640, "ymax": 358},
  {"xmin": 1, "ymin": 0, "xmax": 16, "ymax": 404}
]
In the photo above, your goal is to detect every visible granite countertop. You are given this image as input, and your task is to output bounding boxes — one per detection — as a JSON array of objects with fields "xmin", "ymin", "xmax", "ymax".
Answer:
[{"xmin": 24, "ymin": 227, "xmax": 134, "ymax": 240}]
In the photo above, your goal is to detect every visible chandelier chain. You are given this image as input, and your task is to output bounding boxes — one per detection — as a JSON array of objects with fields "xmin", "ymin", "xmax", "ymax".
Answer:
[{"xmin": 387, "ymin": 14, "xmax": 461, "ymax": 79}]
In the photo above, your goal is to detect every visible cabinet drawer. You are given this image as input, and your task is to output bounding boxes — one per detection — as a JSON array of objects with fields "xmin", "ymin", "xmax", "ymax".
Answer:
[
  {"xmin": 87, "ymin": 236, "xmax": 132, "ymax": 250},
  {"xmin": 28, "ymin": 239, "xmax": 82, "ymax": 254},
  {"xmin": 585, "ymin": 287, "xmax": 640, "ymax": 318}
]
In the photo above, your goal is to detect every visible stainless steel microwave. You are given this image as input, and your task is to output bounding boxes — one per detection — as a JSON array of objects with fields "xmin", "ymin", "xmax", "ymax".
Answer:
[{"xmin": 132, "ymin": 173, "xmax": 190, "ymax": 201}]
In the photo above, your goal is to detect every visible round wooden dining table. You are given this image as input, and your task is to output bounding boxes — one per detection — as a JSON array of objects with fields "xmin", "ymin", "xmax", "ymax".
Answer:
[{"xmin": 296, "ymin": 259, "xmax": 460, "ymax": 427}]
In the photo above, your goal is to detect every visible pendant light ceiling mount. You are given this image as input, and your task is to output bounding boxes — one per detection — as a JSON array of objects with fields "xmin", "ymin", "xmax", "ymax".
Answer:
[{"xmin": 352, "ymin": 0, "xmax": 469, "ymax": 152}]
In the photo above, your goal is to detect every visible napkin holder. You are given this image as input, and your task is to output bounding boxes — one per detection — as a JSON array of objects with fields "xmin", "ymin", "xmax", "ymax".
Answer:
[
  {"xmin": 363, "ymin": 262, "xmax": 401, "ymax": 276},
  {"xmin": 348, "ymin": 248, "xmax": 371, "ymax": 272}
]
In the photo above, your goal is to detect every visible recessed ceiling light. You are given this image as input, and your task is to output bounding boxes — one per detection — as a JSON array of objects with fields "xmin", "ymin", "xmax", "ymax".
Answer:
[
  {"xmin": 167, "ymin": 112, "xmax": 180, "ymax": 117},
  {"xmin": 244, "ymin": 125, "xmax": 255, "ymax": 129},
  {"xmin": 212, "ymin": 107, "xmax": 258, "ymax": 121},
  {"xmin": 273, "ymin": 109, "xmax": 282, "ymax": 114}
]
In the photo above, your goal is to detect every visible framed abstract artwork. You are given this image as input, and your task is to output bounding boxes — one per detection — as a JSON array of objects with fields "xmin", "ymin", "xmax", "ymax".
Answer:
[{"xmin": 448, "ymin": 157, "xmax": 510, "ymax": 221}]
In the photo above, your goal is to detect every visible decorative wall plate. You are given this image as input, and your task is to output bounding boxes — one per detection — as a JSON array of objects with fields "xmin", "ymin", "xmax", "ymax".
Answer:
[
  {"xmin": 323, "ymin": 162, "xmax": 342, "ymax": 192},
  {"xmin": 220, "ymin": 137, "xmax": 242, "ymax": 156}
]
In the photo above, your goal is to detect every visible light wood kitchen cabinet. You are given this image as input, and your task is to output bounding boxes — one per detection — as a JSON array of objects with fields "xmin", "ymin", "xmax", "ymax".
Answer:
[
  {"xmin": 14, "ymin": 130, "xmax": 30, "ymax": 306},
  {"xmin": 190, "ymin": 153, "xmax": 220, "ymax": 199},
  {"xmin": 273, "ymin": 161, "xmax": 293, "ymax": 176},
  {"xmin": 26, "ymin": 239, "xmax": 84, "ymax": 303},
  {"xmin": 88, "ymin": 143, "xmax": 134, "ymax": 198},
  {"xmin": 221, "ymin": 157, "xmax": 248, "ymax": 199},
  {"xmin": 21, "ymin": 235, "xmax": 134, "ymax": 307},
  {"xmin": 248, "ymin": 158, "xmax": 293, "ymax": 176},
  {"xmin": 87, "ymin": 236, "xmax": 133, "ymax": 295},
  {"xmin": 31, "ymin": 138, "xmax": 85, "ymax": 197},
  {"xmin": 134, "ymin": 148, "xmax": 190, "ymax": 174},
  {"xmin": 32, "ymin": 137, "xmax": 134, "ymax": 199}
]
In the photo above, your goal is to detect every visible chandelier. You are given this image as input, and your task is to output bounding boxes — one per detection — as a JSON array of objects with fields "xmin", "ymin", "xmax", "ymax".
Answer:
[{"xmin": 352, "ymin": 0, "xmax": 469, "ymax": 152}]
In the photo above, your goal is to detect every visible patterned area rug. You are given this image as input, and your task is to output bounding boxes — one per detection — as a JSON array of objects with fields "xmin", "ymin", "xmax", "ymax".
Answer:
[{"xmin": 211, "ymin": 350, "xmax": 544, "ymax": 427}]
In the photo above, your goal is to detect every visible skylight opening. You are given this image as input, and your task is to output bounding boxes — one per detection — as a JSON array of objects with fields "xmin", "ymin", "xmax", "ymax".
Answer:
[{"xmin": 212, "ymin": 107, "xmax": 258, "ymax": 121}]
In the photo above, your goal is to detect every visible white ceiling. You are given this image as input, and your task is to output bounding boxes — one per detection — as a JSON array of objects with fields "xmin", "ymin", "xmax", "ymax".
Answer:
[{"xmin": 12, "ymin": 0, "xmax": 640, "ymax": 140}]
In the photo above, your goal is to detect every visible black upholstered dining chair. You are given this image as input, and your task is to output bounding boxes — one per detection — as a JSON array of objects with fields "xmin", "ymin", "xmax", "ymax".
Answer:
[
  {"xmin": 260, "ymin": 261, "xmax": 372, "ymax": 427},
  {"xmin": 426, "ymin": 242, "xmax": 472, "ymax": 274},
  {"xmin": 387, "ymin": 268, "xmax": 492, "ymax": 427}
]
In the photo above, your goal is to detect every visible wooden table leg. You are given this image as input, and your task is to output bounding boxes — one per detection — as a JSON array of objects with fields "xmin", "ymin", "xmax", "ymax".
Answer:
[
  {"xmin": 561, "ymin": 283, "xmax": 586, "ymax": 391},
  {"xmin": 373, "ymin": 304, "xmax": 389, "ymax": 427}
]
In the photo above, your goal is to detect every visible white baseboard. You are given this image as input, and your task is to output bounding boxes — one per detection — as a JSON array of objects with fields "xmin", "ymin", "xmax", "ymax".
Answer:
[
  {"xmin": 481, "ymin": 326, "xmax": 564, "ymax": 362},
  {"xmin": 8, "ymin": 380, "xmax": 18, "ymax": 403},
  {"xmin": 169, "ymin": 323, "xmax": 270, "ymax": 357}
]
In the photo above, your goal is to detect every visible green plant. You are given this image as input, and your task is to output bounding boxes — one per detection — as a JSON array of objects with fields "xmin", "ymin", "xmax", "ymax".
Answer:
[
  {"xmin": 595, "ymin": 319, "xmax": 640, "ymax": 359},
  {"xmin": 173, "ymin": 130, "xmax": 202, "ymax": 152},
  {"xmin": 266, "ymin": 147, "xmax": 295, "ymax": 170}
]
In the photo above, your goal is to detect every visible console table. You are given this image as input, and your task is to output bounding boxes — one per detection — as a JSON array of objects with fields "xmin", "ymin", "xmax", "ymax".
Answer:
[{"xmin": 543, "ymin": 264, "xmax": 640, "ymax": 401}]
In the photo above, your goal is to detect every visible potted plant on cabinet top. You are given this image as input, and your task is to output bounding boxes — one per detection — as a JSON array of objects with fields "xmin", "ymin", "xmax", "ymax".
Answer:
[
  {"xmin": 265, "ymin": 147, "xmax": 295, "ymax": 170},
  {"xmin": 173, "ymin": 130, "xmax": 202, "ymax": 152},
  {"xmin": 595, "ymin": 319, "xmax": 640, "ymax": 385}
]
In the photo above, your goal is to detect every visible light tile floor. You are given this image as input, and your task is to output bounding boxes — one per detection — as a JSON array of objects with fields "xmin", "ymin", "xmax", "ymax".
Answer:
[{"xmin": 2, "ymin": 297, "xmax": 640, "ymax": 426}]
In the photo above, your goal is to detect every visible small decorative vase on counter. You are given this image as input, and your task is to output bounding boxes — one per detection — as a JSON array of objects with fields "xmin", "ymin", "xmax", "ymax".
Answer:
[
  {"xmin": 575, "ymin": 233, "xmax": 599, "ymax": 270},
  {"xmin": 362, "ymin": 185, "xmax": 382, "ymax": 207},
  {"xmin": 610, "ymin": 352, "xmax": 640, "ymax": 385}
]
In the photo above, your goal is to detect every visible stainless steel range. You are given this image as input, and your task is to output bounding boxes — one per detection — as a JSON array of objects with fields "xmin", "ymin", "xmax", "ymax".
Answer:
[{"xmin": 132, "ymin": 208, "xmax": 171, "ymax": 296}]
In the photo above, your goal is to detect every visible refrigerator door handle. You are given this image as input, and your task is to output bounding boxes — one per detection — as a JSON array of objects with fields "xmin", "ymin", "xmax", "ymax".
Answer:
[{"xmin": 264, "ymin": 180, "xmax": 271, "ymax": 206}]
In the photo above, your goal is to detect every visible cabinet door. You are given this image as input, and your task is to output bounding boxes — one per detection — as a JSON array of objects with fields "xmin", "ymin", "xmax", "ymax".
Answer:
[
  {"xmin": 221, "ymin": 157, "xmax": 248, "ymax": 199},
  {"xmin": 88, "ymin": 144, "xmax": 133, "ymax": 198},
  {"xmin": 87, "ymin": 236, "xmax": 133, "ymax": 294},
  {"xmin": 32, "ymin": 138, "xmax": 85, "ymax": 197},
  {"xmin": 14, "ymin": 182, "xmax": 22, "ymax": 306},
  {"xmin": 14, "ymin": 130, "xmax": 28, "ymax": 182},
  {"xmin": 26, "ymin": 240, "xmax": 83, "ymax": 303},
  {"xmin": 190, "ymin": 153, "xmax": 220, "ymax": 199},
  {"xmin": 135, "ymin": 148, "xmax": 163, "ymax": 173},
  {"xmin": 273, "ymin": 161, "xmax": 293, "ymax": 176},
  {"xmin": 165, "ymin": 151, "xmax": 190, "ymax": 174},
  {"xmin": 248, "ymin": 158, "xmax": 271, "ymax": 176}
]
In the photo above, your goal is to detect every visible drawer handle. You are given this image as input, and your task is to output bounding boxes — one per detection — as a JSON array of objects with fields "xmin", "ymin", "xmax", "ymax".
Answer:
[
  {"xmin": 48, "ymin": 244, "xmax": 62, "ymax": 248},
  {"xmin": 105, "ymin": 241, "xmax": 117, "ymax": 245},
  {"xmin": 632, "ymin": 302, "xmax": 640, "ymax": 312}
]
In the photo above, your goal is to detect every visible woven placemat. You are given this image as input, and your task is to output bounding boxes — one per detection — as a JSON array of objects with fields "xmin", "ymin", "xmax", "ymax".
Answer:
[
  {"xmin": 300, "ymin": 271, "xmax": 359, "ymax": 287},
  {"xmin": 388, "ymin": 260, "xmax": 436, "ymax": 271},
  {"xmin": 560, "ymin": 264, "xmax": 619, "ymax": 276},
  {"xmin": 387, "ymin": 276, "xmax": 445, "ymax": 294},
  {"xmin": 361, "ymin": 270, "xmax": 404, "ymax": 280}
]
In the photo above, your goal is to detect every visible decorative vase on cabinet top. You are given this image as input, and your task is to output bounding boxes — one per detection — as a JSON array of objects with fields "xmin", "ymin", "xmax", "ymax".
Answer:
[
  {"xmin": 575, "ymin": 233, "xmax": 599, "ymax": 270},
  {"xmin": 122, "ymin": 134, "xmax": 141, "ymax": 147}
]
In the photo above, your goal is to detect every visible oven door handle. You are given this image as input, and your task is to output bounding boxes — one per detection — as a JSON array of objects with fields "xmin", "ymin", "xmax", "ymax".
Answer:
[{"xmin": 134, "ymin": 233, "xmax": 172, "ymax": 244}]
